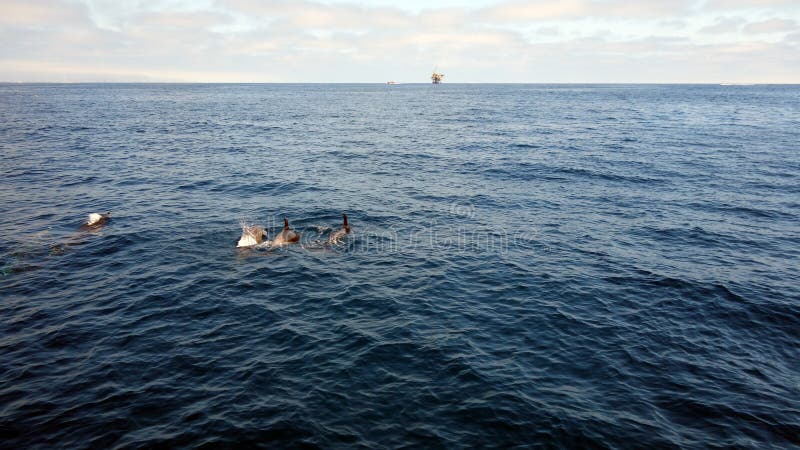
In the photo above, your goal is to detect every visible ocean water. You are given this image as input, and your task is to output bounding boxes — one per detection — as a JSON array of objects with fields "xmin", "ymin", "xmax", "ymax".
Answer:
[{"xmin": 0, "ymin": 83, "xmax": 798, "ymax": 448}]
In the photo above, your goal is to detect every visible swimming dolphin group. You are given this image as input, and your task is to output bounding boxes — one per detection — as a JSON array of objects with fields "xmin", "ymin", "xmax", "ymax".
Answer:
[
  {"xmin": 236, "ymin": 217, "xmax": 301, "ymax": 248},
  {"xmin": 75, "ymin": 211, "xmax": 350, "ymax": 250},
  {"xmin": 236, "ymin": 213, "xmax": 351, "ymax": 249}
]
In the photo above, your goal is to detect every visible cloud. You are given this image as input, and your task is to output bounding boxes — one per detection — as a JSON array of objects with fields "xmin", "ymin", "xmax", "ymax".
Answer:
[
  {"xmin": 703, "ymin": 0, "xmax": 799, "ymax": 9},
  {"xmin": 700, "ymin": 17, "xmax": 746, "ymax": 33},
  {"xmin": 0, "ymin": 0, "xmax": 91, "ymax": 27},
  {"xmin": 131, "ymin": 11, "xmax": 234, "ymax": 30},
  {"xmin": 479, "ymin": 0, "xmax": 691, "ymax": 22},
  {"xmin": 0, "ymin": 58, "xmax": 264, "ymax": 82},
  {"xmin": 1, "ymin": 0, "xmax": 799, "ymax": 82},
  {"xmin": 742, "ymin": 18, "xmax": 798, "ymax": 34},
  {"xmin": 220, "ymin": 0, "xmax": 414, "ymax": 30}
]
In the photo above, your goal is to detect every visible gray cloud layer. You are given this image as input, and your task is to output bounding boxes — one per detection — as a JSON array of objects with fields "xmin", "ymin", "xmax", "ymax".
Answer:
[{"xmin": 1, "ymin": 0, "xmax": 798, "ymax": 82}]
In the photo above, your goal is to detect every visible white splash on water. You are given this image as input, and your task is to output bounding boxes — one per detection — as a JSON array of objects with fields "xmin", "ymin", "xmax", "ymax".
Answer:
[
  {"xmin": 237, "ymin": 220, "xmax": 265, "ymax": 248},
  {"xmin": 87, "ymin": 213, "xmax": 103, "ymax": 225}
]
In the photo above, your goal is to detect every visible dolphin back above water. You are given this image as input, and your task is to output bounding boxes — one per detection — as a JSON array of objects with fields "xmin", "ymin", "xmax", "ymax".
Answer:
[
  {"xmin": 272, "ymin": 218, "xmax": 300, "ymax": 246},
  {"xmin": 237, "ymin": 224, "xmax": 265, "ymax": 248},
  {"xmin": 328, "ymin": 213, "xmax": 351, "ymax": 244},
  {"xmin": 80, "ymin": 212, "xmax": 111, "ymax": 230}
]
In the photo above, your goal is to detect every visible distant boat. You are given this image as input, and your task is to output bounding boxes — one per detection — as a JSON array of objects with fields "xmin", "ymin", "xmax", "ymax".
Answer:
[
  {"xmin": 387, "ymin": 81, "xmax": 397, "ymax": 85},
  {"xmin": 431, "ymin": 72, "xmax": 444, "ymax": 84}
]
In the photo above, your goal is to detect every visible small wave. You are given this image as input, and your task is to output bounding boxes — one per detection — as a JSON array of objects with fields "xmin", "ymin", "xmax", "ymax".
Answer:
[
  {"xmin": 509, "ymin": 143, "xmax": 541, "ymax": 149},
  {"xmin": 688, "ymin": 201, "xmax": 797, "ymax": 220},
  {"xmin": 482, "ymin": 163, "xmax": 666, "ymax": 184},
  {"xmin": 553, "ymin": 166, "xmax": 666, "ymax": 184}
]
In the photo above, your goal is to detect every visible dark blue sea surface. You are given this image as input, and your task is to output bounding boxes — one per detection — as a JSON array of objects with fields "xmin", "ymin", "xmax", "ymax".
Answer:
[{"xmin": 1, "ymin": 83, "xmax": 798, "ymax": 448}]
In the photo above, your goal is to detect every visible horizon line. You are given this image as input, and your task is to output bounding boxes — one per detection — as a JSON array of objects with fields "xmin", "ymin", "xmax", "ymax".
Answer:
[{"xmin": 1, "ymin": 81, "xmax": 797, "ymax": 85}]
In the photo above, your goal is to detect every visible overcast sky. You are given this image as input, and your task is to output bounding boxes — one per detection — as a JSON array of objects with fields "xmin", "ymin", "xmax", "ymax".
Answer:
[{"xmin": 1, "ymin": 0, "xmax": 798, "ymax": 82}]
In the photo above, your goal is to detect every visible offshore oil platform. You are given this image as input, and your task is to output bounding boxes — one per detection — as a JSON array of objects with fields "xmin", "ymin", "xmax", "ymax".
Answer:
[{"xmin": 431, "ymin": 71, "xmax": 444, "ymax": 84}]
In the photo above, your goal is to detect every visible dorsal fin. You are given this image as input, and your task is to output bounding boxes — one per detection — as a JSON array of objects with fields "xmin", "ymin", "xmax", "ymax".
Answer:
[
  {"xmin": 283, "ymin": 217, "xmax": 290, "ymax": 231},
  {"xmin": 342, "ymin": 213, "xmax": 349, "ymax": 232}
]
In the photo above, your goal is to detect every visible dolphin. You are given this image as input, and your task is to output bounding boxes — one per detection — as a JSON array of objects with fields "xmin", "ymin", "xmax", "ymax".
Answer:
[
  {"xmin": 80, "ymin": 212, "xmax": 111, "ymax": 231},
  {"xmin": 272, "ymin": 218, "xmax": 300, "ymax": 246},
  {"xmin": 327, "ymin": 212, "xmax": 351, "ymax": 244},
  {"xmin": 237, "ymin": 224, "xmax": 265, "ymax": 248},
  {"xmin": 48, "ymin": 212, "xmax": 111, "ymax": 254}
]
